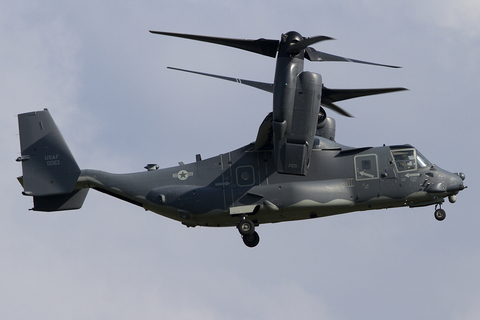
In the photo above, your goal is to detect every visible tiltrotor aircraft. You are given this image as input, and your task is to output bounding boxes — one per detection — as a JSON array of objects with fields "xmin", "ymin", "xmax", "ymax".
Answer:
[{"xmin": 16, "ymin": 31, "xmax": 466, "ymax": 247}]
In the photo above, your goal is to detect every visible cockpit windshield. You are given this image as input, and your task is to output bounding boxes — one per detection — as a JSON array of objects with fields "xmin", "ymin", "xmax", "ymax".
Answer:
[
  {"xmin": 416, "ymin": 151, "xmax": 430, "ymax": 168},
  {"xmin": 391, "ymin": 148, "xmax": 431, "ymax": 172}
]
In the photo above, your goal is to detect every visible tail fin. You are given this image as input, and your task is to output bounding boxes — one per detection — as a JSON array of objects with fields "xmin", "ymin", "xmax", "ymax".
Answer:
[{"xmin": 17, "ymin": 109, "xmax": 88, "ymax": 211}]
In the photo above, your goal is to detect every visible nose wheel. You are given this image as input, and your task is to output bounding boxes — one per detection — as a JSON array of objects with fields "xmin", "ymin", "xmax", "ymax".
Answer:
[
  {"xmin": 237, "ymin": 218, "xmax": 260, "ymax": 247},
  {"xmin": 238, "ymin": 218, "xmax": 255, "ymax": 236},
  {"xmin": 434, "ymin": 204, "xmax": 446, "ymax": 221}
]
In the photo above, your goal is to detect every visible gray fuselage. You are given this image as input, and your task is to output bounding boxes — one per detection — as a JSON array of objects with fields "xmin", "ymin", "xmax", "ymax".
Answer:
[{"xmin": 78, "ymin": 137, "xmax": 464, "ymax": 228}]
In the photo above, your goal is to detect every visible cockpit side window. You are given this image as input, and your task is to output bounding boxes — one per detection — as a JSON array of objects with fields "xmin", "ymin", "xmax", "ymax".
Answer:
[
  {"xmin": 391, "ymin": 149, "xmax": 416, "ymax": 172},
  {"xmin": 391, "ymin": 148, "xmax": 432, "ymax": 172}
]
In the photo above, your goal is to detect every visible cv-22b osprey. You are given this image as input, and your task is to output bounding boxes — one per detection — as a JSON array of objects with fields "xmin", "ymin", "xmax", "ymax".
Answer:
[{"xmin": 16, "ymin": 31, "xmax": 466, "ymax": 247}]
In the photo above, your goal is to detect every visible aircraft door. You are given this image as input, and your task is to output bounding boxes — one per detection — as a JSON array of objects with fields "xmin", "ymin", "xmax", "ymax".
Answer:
[
  {"xmin": 379, "ymin": 152, "xmax": 398, "ymax": 197},
  {"xmin": 354, "ymin": 154, "xmax": 380, "ymax": 200},
  {"xmin": 219, "ymin": 154, "xmax": 259, "ymax": 209}
]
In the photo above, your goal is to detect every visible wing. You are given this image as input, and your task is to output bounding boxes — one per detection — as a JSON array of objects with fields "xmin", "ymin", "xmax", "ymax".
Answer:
[{"xmin": 253, "ymin": 112, "xmax": 273, "ymax": 151}]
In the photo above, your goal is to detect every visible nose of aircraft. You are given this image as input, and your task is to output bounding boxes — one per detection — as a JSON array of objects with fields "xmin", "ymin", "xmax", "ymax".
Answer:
[
  {"xmin": 426, "ymin": 170, "xmax": 466, "ymax": 194},
  {"xmin": 449, "ymin": 172, "xmax": 466, "ymax": 192},
  {"xmin": 447, "ymin": 172, "xmax": 466, "ymax": 203}
]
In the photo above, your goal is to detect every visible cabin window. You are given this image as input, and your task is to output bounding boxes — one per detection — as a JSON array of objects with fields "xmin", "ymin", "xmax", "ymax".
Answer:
[
  {"xmin": 354, "ymin": 154, "xmax": 379, "ymax": 180},
  {"xmin": 362, "ymin": 160, "xmax": 371, "ymax": 170},
  {"xmin": 236, "ymin": 165, "xmax": 255, "ymax": 187}
]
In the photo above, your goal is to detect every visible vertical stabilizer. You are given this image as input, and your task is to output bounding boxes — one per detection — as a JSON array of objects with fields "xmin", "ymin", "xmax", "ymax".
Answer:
[{"xmin": 17, "ymin": 109, "xmax": 81, "ymax": 197}]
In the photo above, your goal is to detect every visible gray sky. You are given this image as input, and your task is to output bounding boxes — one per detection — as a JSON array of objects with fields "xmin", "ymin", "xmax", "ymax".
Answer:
[{"xmin": 2, "ymin": 1, "xmax": 480, "ymax": 319}]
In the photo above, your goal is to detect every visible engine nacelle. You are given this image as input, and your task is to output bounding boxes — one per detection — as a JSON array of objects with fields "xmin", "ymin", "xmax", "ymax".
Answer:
[
  {"xmin": 316, "ymin": 107, "xmax": 336, "ymax": 141},
  {"xmin": 273, "ymin": 71, "xmax": 322, "ymax": 175}
]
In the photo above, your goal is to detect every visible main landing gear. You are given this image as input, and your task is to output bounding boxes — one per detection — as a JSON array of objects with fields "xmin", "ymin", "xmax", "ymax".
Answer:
[
  {"xmin": 434, "ymin": 204, "xmax": 446, "ymax": 221},
  {"xmin": 237, "ymin": 218, "xmax": 260, "ymax": 248}
]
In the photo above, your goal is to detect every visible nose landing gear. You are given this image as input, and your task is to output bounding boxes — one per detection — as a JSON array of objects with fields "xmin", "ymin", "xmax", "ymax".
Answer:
[
  {"xmin": 238, "ymin": 219, "xmax": 255, "ymax": 236},
  {"xmin": 237, "ymin": 218, "xmax": 260, "ymax": 247},
  {"xmin": 242, "ymin": 231, "xmax": 260, "ymax": 247},
  {"xmin": 434, "ymin": 204, "xmax": 446, "ymax": 221}
]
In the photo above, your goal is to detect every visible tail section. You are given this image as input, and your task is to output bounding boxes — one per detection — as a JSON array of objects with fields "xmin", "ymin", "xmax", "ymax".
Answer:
[{"xmin": 17, "ymin": 109, "xmax": 87, "ymax": 211}]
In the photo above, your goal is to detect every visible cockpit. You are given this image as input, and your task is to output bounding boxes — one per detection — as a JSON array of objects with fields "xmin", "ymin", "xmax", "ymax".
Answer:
[{"xmin": 391, "ymin": 148, "xmax": 431, "ymax": 172}]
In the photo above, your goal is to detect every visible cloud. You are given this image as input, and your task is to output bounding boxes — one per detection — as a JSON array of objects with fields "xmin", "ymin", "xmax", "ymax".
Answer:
[
  {"xmin": 417, "ymin": 0, "xmax": 480, "ymax": 37},
  {"xmin": 2, "ymin": 1, "xmax": 480, "ymax": 320}
]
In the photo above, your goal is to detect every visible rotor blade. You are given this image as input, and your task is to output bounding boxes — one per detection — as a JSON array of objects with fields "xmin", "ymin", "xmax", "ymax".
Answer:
[
  {"xmin": 287, "ymin": 35, "xmax": 334, "ymax": 53},
  {"xmin": 167, "ymin": 67, "xmax": 274, "ymax": 93},
  {"xmin": 322, "ymin": 86, "xmax": 408, "ymax": 103},
  {"xmin": 320, "ymin": 101, "xmax": 354, "ymax": 118},
  {"xmin": 150, "ymin": 31, "xmax": 279, "ymax": 58},
  {"xmin": 305, "ymin": 47, "xmax": 401, "ymax": 68},
  {"xmin": 321, "ymin": 86, "xmax": 408, "ymax": 117}
]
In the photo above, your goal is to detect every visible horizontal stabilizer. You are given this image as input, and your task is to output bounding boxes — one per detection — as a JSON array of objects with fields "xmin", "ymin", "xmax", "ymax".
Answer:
[{"xmin": 32, "ymin": 189, "xmax": 89, "ymax": 212}]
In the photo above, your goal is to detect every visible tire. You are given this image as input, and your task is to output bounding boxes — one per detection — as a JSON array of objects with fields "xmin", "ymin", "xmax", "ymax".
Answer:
[
  {"xmin": 238, "ymin": 219, "xmax": 255, "ymax": 236},
  {"xmin": 243, "ymin": 231, "xmax": 260, "ymax": 248},
  {"xmin": 434, "ymin": 208, "xmax": 446, "ymax": 221}
]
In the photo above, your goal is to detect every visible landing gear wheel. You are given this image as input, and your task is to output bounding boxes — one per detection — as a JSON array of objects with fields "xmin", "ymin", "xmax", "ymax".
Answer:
[
  {"xmin": 434, "ymin": 208, "xmax": 446, "ymax": 221},
  {"xmin": 238, "ymin": 219, "xmax": 255, "ymax": 236},
  {"xmin": 242, "ymin": 231, "xmax": 260, "ymax": 248}
]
